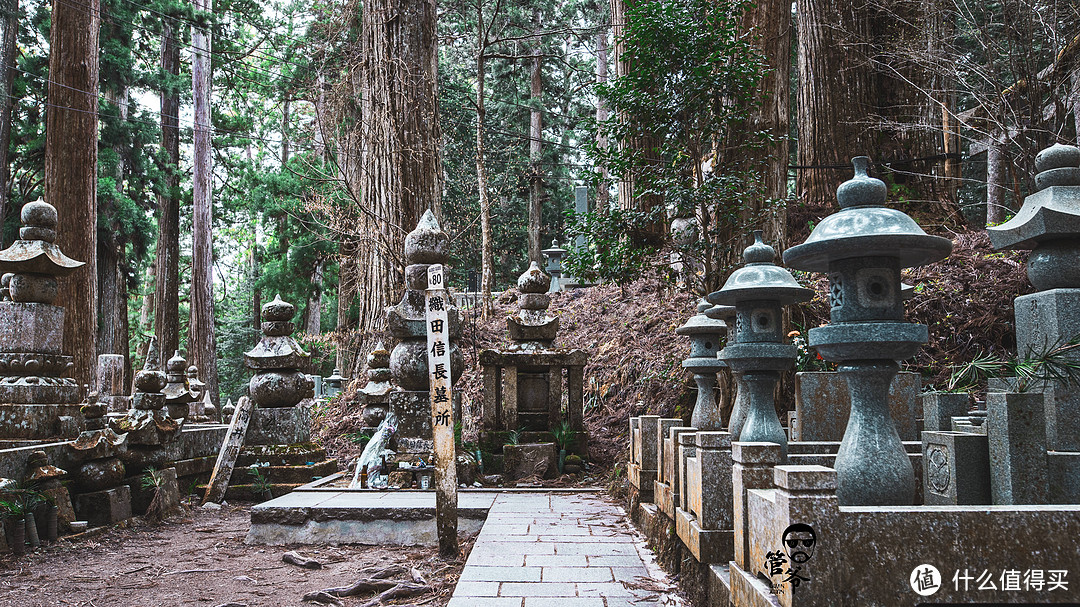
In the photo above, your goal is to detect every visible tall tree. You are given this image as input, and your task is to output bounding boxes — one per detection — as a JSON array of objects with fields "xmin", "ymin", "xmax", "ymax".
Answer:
[
  {"xmin": 191, "ymin": 0, "xmax": 220, "ymax": 408},
  {"xmin": 46, "ymin": 0, "xmax": 100, "ymax": 387},
  {"xmin": 154, "ymin": 2, "xmax": 182, "ymax": 371},
  {"xmin": 356, "ymin": 0, "xmax": 442, "ymax": 335},
  {"xmin": 0, "ymin": 0, "xmax": 17, "ymax": 239},
  {"xmin": 527, "ymin": 9, "xmax": 543, "ymax": 264}
]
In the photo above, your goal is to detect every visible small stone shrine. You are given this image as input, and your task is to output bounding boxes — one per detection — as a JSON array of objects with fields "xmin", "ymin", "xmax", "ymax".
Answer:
[
  {"xmin": 988, "ymin": 142, "xmax": 1080, "ymax": 504},
  {"xmin": 784, "ymin": 157, "xmax": 951, "ymax": 505},
  {"xmin": 231, "ymin": 295, "xmax": 335, "ymax": 499},
  {"xmin": 358, "ymin": 342, "xmax": 392, "ymax": 433},
  {"xmin": 479, "ymin": 262, "xmax": 588, "ymax": 453},
  {"xmin": 111, "ymin": 362, "xmax": 180, "ymax": 469},
  {"xmin": 715, "ymin": 231, "xmax": 812, "ymax": 459},
  {"xmin": 386, "ymin": 211, "xmax": 464, "ymax": 456},
  {"xmin": 0, "ymin": 199, "xmax": 85, "ymax": 440},
  {"xmin": 676, "ymin": 299, "xmax": 727, "ymax": 430}
]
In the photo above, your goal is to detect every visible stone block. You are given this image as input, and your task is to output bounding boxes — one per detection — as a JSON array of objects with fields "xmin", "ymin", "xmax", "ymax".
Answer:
[
  {"xmin": 390, "ymin": 390, "xmax": 433, "ymax": 443},
  {"xmin": 629, "ymin": 417, "xmax": 640, "ymax": 465},
  {"xmin": 653, "ymin": 479, "xmax": 675, "ymax": 518},
  {"xmin": 1014, "ymin": 289, "xmax": 1080, "ymax": 450},
  {"xmin": 922, "ymin": 391, "xmax": 970, "ymax": 432},
  {"xmin": 633, "ymin": 415, "xmax": 660, "ymax": 472},
  {"xmin": 687, "ymin": 431, "xmax": 732, "ymax": 530},
  {"xmin": 504, "ymin": 442, "xmax": 558, "ymax": 480},
  {"xmin": 731, "ymin": 441, "xmax": 783, "ymax": 570},
  {"xmin": 1049, "ymin": 451, "xmax": 1080, "ymax": 504},
  {"xmin": 627, "ymin": 463, "xmax": 655, "ymax": 502},
  {"xmin": 0, "ymin": 302, "xmax": 64, "ymax": 354},
  {"xmin": 793, "ymin": 371, "xmax": 919, "ymax": 441},
  {"xmin": 675, "ymin": 507, "xmax": 733, "ymax": 564},
  {"xmin": 987, "ymin": 391, "xmax": 1049, "ymax": 505},
  {"xmin": 922, "ymin": 431, "xmax": 991, "ymax": 505},
  {"xmin": 246, "ymin": 405, "xmax": 311, "ymax": 445},
  {"xmin": 655, "ymin": 418, "xmax": 681, "ymax": 483},
  {"xmin": 74, "ymin": 485, "xmax": 132, "ymax": 527},
  {"xmin": 0, "ymin": 404, "xmax": 85, "ymax": 439},
  {"xmin": 677, "ymin": 432, "xmax": 696, "ymax": 512}
]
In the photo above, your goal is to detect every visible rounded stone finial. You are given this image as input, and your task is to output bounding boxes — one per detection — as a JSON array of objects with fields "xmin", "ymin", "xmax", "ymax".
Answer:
[
  {"xmin": 836, "ymin": 156, "xmax": 887, "ymax": 209},
  {"xmin": 134, "ymin": 369, "xmax": 167, "ymax": 393},
  {"xmin": 517, "ymin": 262, "xmax": 552, "ymax": 294},
  {"xmin": 22, "ymin": 199, "xmax": 58, "ymax": 229},
  {"xmin": 262, "ymin": 294, "xmax": 295, "ymax": 322},
  {"xmin": 742, "ymin": 231, "xmax": 775, "ymax": 265},
  {"xmin": 404, "ymin": 209, "xmax": 450, "ymax": 265},
  {"xmin": 167, "ymin": 350, "xmax": 186, "ymax": 374},
  {"xmin": 186, "ymin": 364, "xmax": 199, "ymax": 377},
  {"xmin": 1034, "ymin": 143, "xmax": 1080, "ymax": 191}
]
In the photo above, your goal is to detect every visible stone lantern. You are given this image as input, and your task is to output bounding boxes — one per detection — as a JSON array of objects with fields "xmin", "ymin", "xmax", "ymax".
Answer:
[
  {"xmin": 704, "ymin": 303, "xmax": 747, "ymax": 435},
  {"xmin": 541, "ymin": 239, "xmax": 567, "ymax": 293},
  {"xmin": 784, "ymin": 157, "xmax": 951, "ymax": 505},
  {"xmin": 676, "ymin": 299, "xmax": 727, "ymax": 430},
  {"xmin": 713, "ymin": 232, "xmax": 812, "ymax": 459},
  {"xmin": 326, "ymin": 368, "xmax": 345, "ymax": 398}
]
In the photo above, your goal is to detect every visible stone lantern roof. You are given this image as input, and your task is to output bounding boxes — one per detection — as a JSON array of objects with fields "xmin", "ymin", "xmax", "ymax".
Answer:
[{"xmin": 988, "ymin": 143, "xmax": 1080, "ymax": 250}]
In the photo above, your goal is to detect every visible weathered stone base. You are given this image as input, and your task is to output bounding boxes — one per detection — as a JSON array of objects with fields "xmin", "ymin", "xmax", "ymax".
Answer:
[
  {"xmin": 675, "ymin": 507, "xmax": 733, "ymax": 564},
  {"xmin": 74, "ymin": 485, "xmax": 132, "ymax": 527},
  {"xmin": 247, "ymin": 405, "xmax": 311, "ymax": 445},
  {"xmin": 246, "ymin": 490, "xmax": 495, "ymax": 546},
  {"xmin": 1050, "ymin": 451, "xmax": 1080, "ymax": 504}
]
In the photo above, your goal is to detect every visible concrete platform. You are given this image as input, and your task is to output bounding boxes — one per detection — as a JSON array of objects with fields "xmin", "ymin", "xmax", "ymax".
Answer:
[{"xmin": 247, "ymin": 488, "xmax": 496, "ymax": 546}]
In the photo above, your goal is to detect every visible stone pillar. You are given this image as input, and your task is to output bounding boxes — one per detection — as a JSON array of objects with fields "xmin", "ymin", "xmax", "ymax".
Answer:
[
  {"xmin": 987, "ymin": 391, "xmax": 1049, "ymax": 505},
  {"xmin": 922, "ymin": 391, "xmax": 970, "ymax": 433},
  {"xmin": 769, "ymin": 465, "xmax": 839, "ymax": 607},
  {"xmin": 97, "ymin": 354, "xmax": 129, "ymax": 413},
  {"xmin": 655, "ymin": 425, "xmax": 694, "ymax": 518},
  {"xmin": 732, "ymin": 441, "xmax": 783, "ymax": 570},
  {"xmin": 629, "ymin": 415, "xmax": 660, "ymax": 502},
  {"xmin": 677, "ymin": 432, "xmax": 696, "ymax": 513},
  {"xmin": 676, "ymin": 431, "xmax": 734, "ymax": 564}
]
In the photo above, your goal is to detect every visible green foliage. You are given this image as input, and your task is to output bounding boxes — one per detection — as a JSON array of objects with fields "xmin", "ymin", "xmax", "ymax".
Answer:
[
  {"xmin": 946, "ymin": 337, "xmax": 1080, "ymax": 393},
  {"xmin": 248, "ymin": 464, "xmax": 272, "ymax": 495},
  {"xmin": 140, "ymin": 467, "xmax": 166, "ymax": 491},
  {"xmin": 550, "ymin": 419, "xmax": 578, "ymax": 451}
]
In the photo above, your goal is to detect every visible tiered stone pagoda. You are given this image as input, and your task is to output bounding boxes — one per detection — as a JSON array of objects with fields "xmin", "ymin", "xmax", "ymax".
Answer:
[
  {"xmin": 988, "ymin": 142, "xmax": 1080, "ymax": 503},
  {"xmin": 231, "ymin": 295, "xmax": 335, "ymax": 499},
  {"xmin": 358, "ymin": 341, "xmax": 392, "ymax": 433},
  {"xmin": 0, "ymin": 199, "xmax": 85, "ymax": 439},
  {"xmin": 162, "ymin": 351, "xmax": 194, "ymax": 421},
  {"xmin": 386, "ymin": 211, "xmax": 464, "ymax": 456},
  {"xmin": 479, "ymin": 262, "xmax": 588, "ymax": 453}
]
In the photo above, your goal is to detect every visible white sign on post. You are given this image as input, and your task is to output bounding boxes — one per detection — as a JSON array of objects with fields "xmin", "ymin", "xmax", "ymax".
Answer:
[{"xmin": 425, "ymin": 264, "xmax": 458, "ymax": 557}]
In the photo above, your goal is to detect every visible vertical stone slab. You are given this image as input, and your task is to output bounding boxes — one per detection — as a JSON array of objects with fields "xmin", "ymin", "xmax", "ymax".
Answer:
[
  {"xmin": 677, "ymin": 432, "xmax": 697, "ymax": 512},
  {"xmin": 656, "ymin": 418, "xmax": 681, "ymax": 483},
  {"xmin": 547, "ymin": 366, "xmax": 562, "ymax": 430},
  {"xmin": 629, "ymin": 417, "xmax": 640, "ymax": 465},
  {"xmin": 203, "ymin": 395, "xmax": 253, "ymax": 504},
  {"xmin": 691, "ymin": 431, "xmax": 733, "ymax": 530},
  {"xmin": 638, "ymin": 415, "xmax": 661, "ymax": 472},
  {"xmin": 481, "ymin": 365, "xmax": 497, "ymax": 432},
  {"xmin": 1014, "ymin": 289, "xmax": 1080, "ymax": 451},
  {"xmin": 922, "ymin": 430, "xmax": 991, "ymax": 505},
  {"xmin": 566, "ymin": 365, "xmax": 585, "ymax": 431},
  {"xmin": 97, "ymin": 354, "xmax": 127, "ymax": 413},
  {"xmin": 987, "ymin": 391, "xmax": 1049, "ymax": 505},
  {"xmin": 503, "ymin": 366, "xmax": 518, "ymax": 432},
  {"xmin": 771, "ymin": 465, "xmax": 839, "ymax": 607},
  {"xmin": 794, "ymin": 371, "xmax": 920, "ymax": 441},
  {"xmin": 664, "ymin": 426, "xmax": 695, "ymax": 489},
  {"xmin": 732, "ymin": 441, "xmax": 783, "ymax": 570},
  {"xmin": 923, "ymin": 392, "xmax": 970, "ymax": 432}
]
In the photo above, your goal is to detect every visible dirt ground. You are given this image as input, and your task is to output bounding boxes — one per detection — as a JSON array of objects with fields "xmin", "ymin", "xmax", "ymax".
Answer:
[{"xmin": 0, "ymin": 504, "xmax": 469, "ymax": 607}]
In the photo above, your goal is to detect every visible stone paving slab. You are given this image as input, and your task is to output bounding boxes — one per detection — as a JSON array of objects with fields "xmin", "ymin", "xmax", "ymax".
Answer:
[{"xmin": 451, "ymin": 492, "xmax": 681, "ymax": 606}]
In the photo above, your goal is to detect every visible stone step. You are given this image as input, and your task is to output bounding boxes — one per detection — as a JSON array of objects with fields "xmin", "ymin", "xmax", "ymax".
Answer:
[{"xmin": 236, "ymin": 443, "xmax": 327, "ymax": 467}]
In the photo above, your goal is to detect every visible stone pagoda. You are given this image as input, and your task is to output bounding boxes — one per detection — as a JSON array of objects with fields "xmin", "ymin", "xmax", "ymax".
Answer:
[
  {"xmin": 479, "ymin": 262, "xmax": 588, "ymax": 453},
  {"xmin": 988, "ymin": 142, "xmax": 1080, "ymax": 503},
  {"xmin": 387, "ymin": 211, "xmax": 463, "ymax": 455},
  {"xmin": 231, "ymin": 295, "xmax": 335, "ymax": 499},
  {"xmin": 162, "ymin": 351, "xmax": 195, "ymax": 421},
  {"xmin": 358, "ymin": 341, "xmax": 392, "ymax": 433},
  {"xmin": 0, "ymin": 199, "xmax": 85, "ymax": 439}
]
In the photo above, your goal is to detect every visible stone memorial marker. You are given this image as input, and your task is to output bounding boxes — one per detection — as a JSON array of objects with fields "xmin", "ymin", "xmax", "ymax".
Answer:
[
  {"xmin": 426, "ymin": 263, "xmax": 458, "ymax": 557},
  {"xmin": 202, "ymin": 395, "xmax": 254, "ymax": 504}
]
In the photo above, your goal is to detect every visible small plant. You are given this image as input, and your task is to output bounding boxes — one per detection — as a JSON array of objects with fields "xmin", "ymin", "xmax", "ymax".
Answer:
[
  {"xmin": 0, "ymin": 499, "xmax": 24, "ymax": 519},
  {"xmin": 550, "ymin": 420, "xmax": 578, "ymax": 452},
  {"xmin": 140, "ymin": 467, "xmax": 165, "ymax": 491},
  {"xmin": 248, "ymin": 465, "xmax": 273, "ymax": 498},
  {"xmin": 505, "ymin": 427, "xmax": 524, "ymax": 446},
  {"xmin": 789, "ymin": 329, "xmax": 830, "ymax": 373},
  {"xmin": 946, "ymin": 336, "xmax": 1080, "ymax": 393}
]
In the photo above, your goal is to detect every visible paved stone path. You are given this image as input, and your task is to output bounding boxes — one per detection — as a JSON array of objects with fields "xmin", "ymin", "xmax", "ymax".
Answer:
[{"xmin": 449, "ymin": 492, "xmax": 680, "ymax": 607}]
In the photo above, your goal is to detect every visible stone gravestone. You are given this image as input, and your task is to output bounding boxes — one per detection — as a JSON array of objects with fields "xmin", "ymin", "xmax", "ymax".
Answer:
[{"xmin": 921, "ymin": 430, "xmax": 991, "ymax": 505}]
